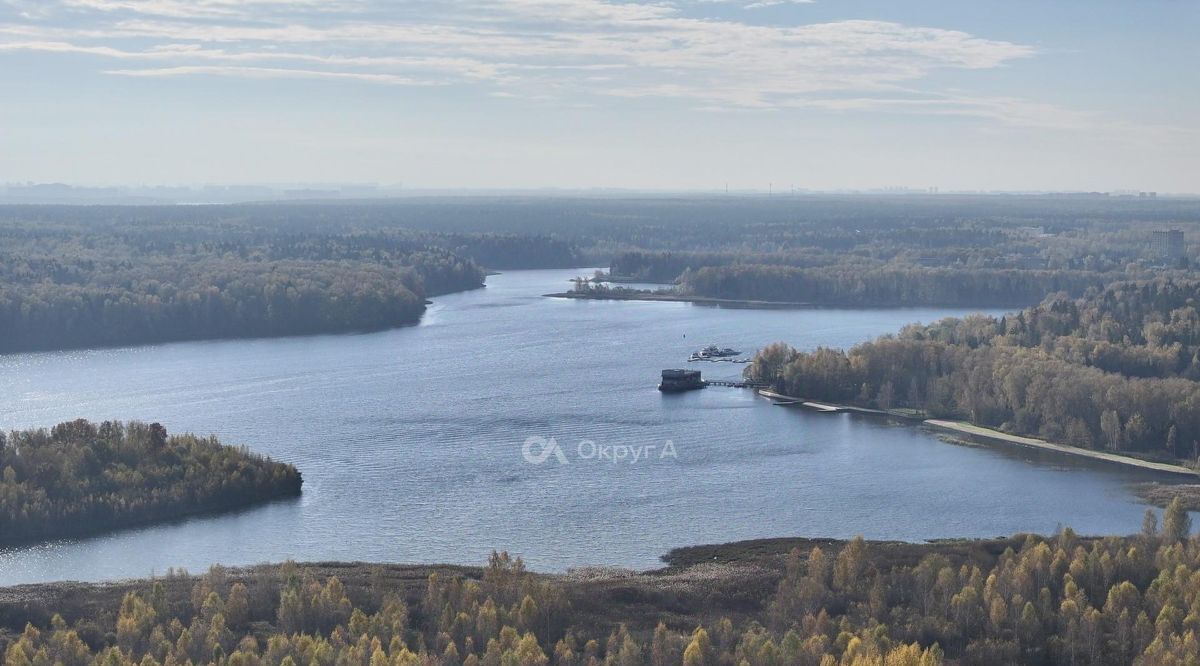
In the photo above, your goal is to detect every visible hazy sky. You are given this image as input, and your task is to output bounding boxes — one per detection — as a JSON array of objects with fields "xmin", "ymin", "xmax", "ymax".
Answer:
[{"xmin": 1, "ymin": 0, "xmax": 1197, "ymax": 191}]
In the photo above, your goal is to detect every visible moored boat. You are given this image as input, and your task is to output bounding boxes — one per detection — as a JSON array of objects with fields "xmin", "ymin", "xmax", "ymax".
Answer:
[{"xmin": 690, "ymin": 344, "xmax": 741, "ymax": 360}]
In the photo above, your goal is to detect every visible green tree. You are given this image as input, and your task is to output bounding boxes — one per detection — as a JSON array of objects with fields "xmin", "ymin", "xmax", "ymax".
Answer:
[{"xmin": 1162, "ymin": 498, "xmax": 1192, "ymax": 544}]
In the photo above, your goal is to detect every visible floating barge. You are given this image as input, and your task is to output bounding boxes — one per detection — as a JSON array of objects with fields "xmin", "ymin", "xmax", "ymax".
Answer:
[
  {"xmin": 658, "ymin": 369, "xmax": 705, "ymax": 392},
  {"xmin": 658, "ymin": 370, "xmax": 769, "ymax": 392}
]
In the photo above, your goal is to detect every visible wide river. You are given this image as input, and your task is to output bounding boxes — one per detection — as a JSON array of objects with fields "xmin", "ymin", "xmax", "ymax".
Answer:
[{"xmin": 0, "ymin": 269, "xmax": 1171, "ymax": 585}]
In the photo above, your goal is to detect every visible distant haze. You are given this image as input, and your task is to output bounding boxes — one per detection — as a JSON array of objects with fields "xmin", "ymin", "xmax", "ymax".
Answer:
[{"xmin": 0, "ymin": 0, "xmax": 1196, "ymax": 192}]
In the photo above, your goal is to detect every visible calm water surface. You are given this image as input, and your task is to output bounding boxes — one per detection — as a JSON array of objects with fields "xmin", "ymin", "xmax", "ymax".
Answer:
[{"xmin": 0, "ymin": 269, "xmax": 1167, "ymax": 584}]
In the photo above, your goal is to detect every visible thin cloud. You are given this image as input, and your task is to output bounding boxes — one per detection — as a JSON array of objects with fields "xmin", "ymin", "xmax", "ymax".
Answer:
[
  {"xmin": 103, "ymin": 64, "xmax": 437, "ymax": 85},
  {"xmin": 694, "ymin": 0, "xmax": 816, "ymax": 8},
  {"xmin": 743, "ymin": 1, "xmax": 817, "ymax": 8},
  {"xmin": 0, "ymin": 0, "xmax": 1056, "ymax": 122}
]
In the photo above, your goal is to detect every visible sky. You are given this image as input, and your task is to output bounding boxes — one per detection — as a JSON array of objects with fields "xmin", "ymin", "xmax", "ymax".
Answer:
[{"xmin": 0, "ymin": 0, "xmax": 1197, "ymax": 192}]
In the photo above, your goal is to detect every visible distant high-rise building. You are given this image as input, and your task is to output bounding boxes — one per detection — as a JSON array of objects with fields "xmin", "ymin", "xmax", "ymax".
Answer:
[{"xmin": 1153, "ymin": 229, "xmax": 1185, "ymax": 262}]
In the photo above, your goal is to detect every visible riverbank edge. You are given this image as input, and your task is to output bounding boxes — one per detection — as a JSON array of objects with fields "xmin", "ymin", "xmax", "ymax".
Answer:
[
  {"xmin": 0, "ymin": 535, "xmax": 1032, "ymax": 609},
  {"xmin": 0, "ymin": 282, "xmax": 488, "ymax": 356},
  {"xmin": 592, "ymin": 274, "xmax": 675, "ymax": 285},
  {"xmin": 545, "ymin": 290, "xmax": 1034, "ymax": 310},
  {"xmin": 756, "ymin": 389, "xmax": 1200, "ymax": 478},
  {"xmin": 925, "ymin": 420, "xmax": 1199, "ymax": 477},
  {"xmin": 545, "ymin": 291, "xmax": 813, "ymax": 308},
  {"xmin": 1131, "ymin": 483, "xmax": 1200, "ymax": 510}
]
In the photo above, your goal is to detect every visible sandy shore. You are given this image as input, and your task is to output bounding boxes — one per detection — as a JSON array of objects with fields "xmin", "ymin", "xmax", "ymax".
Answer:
[
  {"xmin": 756, "ymin": 389, "xmax": 1198, "ymax": 477},
  {"xmin": 925, "ymin": 420, "xmax": 1199, "ymax": 477}
]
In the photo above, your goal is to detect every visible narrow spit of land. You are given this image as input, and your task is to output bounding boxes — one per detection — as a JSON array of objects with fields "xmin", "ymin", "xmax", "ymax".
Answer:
[
  {"xmin": 544, "ymin": 290, "xmax": 812, "ymax": 308},
  {"xmin": 757, "ymin": 390, "xmax": 897, "ymax": 417},
  {"xmin": 925, "ymin": 420, "xmax": 1200, "ymax": 477},
  {"xmin": 757, "ymin": 390, "xmax": 1199, "ymax": 477}
]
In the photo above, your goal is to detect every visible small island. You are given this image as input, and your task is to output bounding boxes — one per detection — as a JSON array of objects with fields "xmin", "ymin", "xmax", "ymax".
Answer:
[
  {"xmin": 0, "ymin": 419, "xmax": 302, "ymax": 547},
  {"xmin": 545, "ymin": 276, "xmax": 812, "ymax": 309}
]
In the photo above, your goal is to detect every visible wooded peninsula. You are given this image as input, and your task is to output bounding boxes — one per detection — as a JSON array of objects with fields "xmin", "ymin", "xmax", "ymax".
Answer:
[
  {"xmin": 746, "ymin": 277, "xmax": 1200, "ymax": 466},
  {"xmin": 0, "ymin": 420, "xmax": 301, "ymax": 547}
]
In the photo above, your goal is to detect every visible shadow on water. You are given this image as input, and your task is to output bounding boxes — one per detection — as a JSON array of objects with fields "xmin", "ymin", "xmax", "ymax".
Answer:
[{"xmin": 0, "ymin": 494, "xmax": 304, "ymax": 561}]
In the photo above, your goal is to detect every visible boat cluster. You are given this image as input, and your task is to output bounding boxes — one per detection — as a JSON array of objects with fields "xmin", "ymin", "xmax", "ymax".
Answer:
[{"xmin": 687, "ymin": 344, "xmax": 750, "ymax": 363}]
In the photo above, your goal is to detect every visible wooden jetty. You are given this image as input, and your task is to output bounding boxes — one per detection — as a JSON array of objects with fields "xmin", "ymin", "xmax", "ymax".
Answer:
[{"xmin": 704, "ymin": 379, "xmax": 770, "ymax": 389}]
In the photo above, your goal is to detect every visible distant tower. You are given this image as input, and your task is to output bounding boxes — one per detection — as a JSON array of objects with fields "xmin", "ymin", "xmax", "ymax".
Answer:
[{"xmin": 1153, "ymin": 229, "xmax": 1186, "ymax": 263}]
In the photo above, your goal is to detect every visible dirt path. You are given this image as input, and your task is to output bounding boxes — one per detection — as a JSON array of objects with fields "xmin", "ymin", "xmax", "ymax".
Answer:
[
  {"xmin": 925, "ymin": 420, "xmax": 1199, "ymax": 477},
  {"xmin": 756, "ymin": 388, "xmax": 1198, "ymax": 477}
]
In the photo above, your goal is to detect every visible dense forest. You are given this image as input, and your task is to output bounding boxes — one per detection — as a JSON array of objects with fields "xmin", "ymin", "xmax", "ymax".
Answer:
[
  {"xmin": 745, "ymin": 278, "xmax": 1200, "ymax": 463},
  {"xmin": 0, "ymin": 419, "xmax": 301, "ymax": 547},
  {"xmin": 0, "ymin": 212, "xmax": 488, "ymax": 352},
  {"xmin": 2, "ymin": 513, "xmax": 1197, "ymax": 665},
  {"xmin": 93, "ymin": 195, "xmax": 1185, "ymax": 258},
  {"xmin": 678, "ymin": 265, "xmax": 1105, "ymax": 308},
  {"xmin": 607, "ymin": 214, "xmax": 1185, "ymax": 306},
  {"xmin": 3, "ymin": 196, "xmax": 1195, "ymax": 350}
]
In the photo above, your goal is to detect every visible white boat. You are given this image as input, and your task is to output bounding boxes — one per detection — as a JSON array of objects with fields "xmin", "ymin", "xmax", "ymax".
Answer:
[{"xmin": 691, "ymin": 344, "xmax": 741, "ymax": 359}]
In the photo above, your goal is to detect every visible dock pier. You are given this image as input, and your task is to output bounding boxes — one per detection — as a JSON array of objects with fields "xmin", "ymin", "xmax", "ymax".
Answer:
[
  {"xmin": 703, "ymin": 379, "xmax": 770, "ymax": 389},
  {"xmin": 658, "ymin": 369, "xmax": 768, "ymax": 392}
]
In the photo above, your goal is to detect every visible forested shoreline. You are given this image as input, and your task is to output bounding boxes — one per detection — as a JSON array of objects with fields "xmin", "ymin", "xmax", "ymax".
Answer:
[
  {"xmin": 594, "ymin": 197, "xmax": 1193, "ymax": 307},
  {"xmin": 3, "ymin": 196, "xmax": 1194, "ymax": 351},
  {"xmin": 2, "ymin": 517, "xmax": 1198, "ymax": 665},
  {"xmin": 0, "ymin": 212, "xmax": 487, "ymax": 353},
  {"xmin": 0, "ymin": 420, "xmax": 301, "ymax": 547},
  {"xmin": 746, "ymin": 278, "xmax": 1200, "ymax": 465},
  {"xmin": 678, "ymin": 265, "xmax": 1106, "ymax": 308},
  {"xmin": 607, "ymin": 213, "xmax": 1180, "ymax": 307}
]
